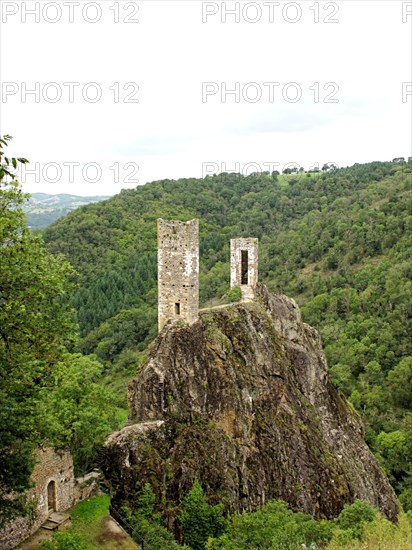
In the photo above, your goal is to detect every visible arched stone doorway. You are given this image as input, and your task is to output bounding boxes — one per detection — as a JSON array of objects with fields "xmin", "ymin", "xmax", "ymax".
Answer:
[{"xmin": 47, "ymin": 480, "xmax": 57, "ymax": 514}]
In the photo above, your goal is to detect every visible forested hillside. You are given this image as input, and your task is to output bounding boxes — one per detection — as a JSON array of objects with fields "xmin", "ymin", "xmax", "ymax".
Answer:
[
  {"xmin": 24, "ymin": 192, "xmax": 110, "ymax": 229},
  {"xmin": 43, "ymin": 161, "xmax": 412, "ymax": 507},
  {"xmin": 0, "ymin": 136, "xmax": 120, "ymax": 527}
]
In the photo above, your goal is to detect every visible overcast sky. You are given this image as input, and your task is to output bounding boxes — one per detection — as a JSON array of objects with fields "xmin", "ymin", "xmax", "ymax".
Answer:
[{"xmin": 1, "ymin": 0, "xmax": 411, "ymax": 195}]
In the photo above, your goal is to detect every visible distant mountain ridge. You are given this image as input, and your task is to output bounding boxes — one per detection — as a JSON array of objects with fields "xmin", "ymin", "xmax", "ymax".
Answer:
[{"xmin": 24, "ymin": 192, "xmax": 111, "ymax": 229}]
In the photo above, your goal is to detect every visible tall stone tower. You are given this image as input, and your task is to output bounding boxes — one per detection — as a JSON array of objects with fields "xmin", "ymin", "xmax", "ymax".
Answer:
[
  {"xmin": 230, "ymin": 238, "xmax": 258, "ymax": 300},
  {"xmin": 157, "ymin": 219, "xmax": 199, "ymax": 332}
]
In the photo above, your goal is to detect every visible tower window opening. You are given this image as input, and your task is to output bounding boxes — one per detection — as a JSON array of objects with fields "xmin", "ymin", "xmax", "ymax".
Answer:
[
  {"xmin": 175, "ymin": 303, "xmax": 181, "ymax": 315},
  {"xmin": 241, "ymin": 250, "xmax": 249, "ymax": 284}
]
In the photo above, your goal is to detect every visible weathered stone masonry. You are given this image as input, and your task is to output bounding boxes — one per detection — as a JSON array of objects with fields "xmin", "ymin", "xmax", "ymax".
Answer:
[
  {"xmin": 0, "ymin": 448, "xmax": 73, "ymax": 550},
  {"xmin": 157, "ymin": 218, "xmax": 199, "ymax": 332},
  {"xmin": 0, "ymin": 448, "xmax": 99, "ymax": 550},
  {"xmin": 230, "ymin": 238, "xmax": 258, "ymax": 300}
]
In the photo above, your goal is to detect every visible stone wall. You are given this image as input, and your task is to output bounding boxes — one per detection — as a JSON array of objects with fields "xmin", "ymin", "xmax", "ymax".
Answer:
[
  {"xmin": 32, "ymin": 447, "xmax": 75, "ymax": 516},
  {"xmin": 73, "ymin": 471, "xmax": 101, "ymax": 503},
  {"xmin": 0, "ymin": 448, "xmax": 74, "ymax": 549},
  {"xmin": 0, "ymin": 448, "xmax": 100, "ymax": 550},
  {"xmin": 157, "ymin": 219, "xmax": 199, "ymax": 331},
  {"xmin": 230, "ymin": 238, "xmax": 258, "ymax": 299}
]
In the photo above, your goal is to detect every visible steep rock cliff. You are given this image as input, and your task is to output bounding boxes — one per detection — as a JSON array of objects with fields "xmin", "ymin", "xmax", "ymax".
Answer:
[{"xmin": 103, "ymin": 284, "xmax": 398, "ymax": 524}]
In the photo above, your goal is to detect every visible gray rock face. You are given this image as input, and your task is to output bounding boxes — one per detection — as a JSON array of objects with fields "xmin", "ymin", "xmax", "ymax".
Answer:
[{"xmin": 103, "ymin": 284, "xmax": 398, "ymax": 524}]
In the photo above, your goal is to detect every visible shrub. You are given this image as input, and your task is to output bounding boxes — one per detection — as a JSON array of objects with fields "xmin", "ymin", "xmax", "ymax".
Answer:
[
  {"xmin": 120, "ymin": 485, "xmax": 181, "ymax": 550},
  {"xmin": 207, "ymin": 499, "xmax": 334, "ymax": 550},
  {"xmin": 337, "ymin": 499, "xmax": 377, "ymax": 539},
  {"xmin": 131, "ymin": 514, "xmax": 180, "ymax": 549},
  {"xmin": 327, "ymin": 512, "xmax": 412, "ymax": 550},
  {"xmin": 179, "ymin": 480, "xmax": 228, "ymax": 550},
  {"xmin": 227, "ymin": 287, "xmax": 242, "ymax": 303},
  {"xmin": 400, "ymin": 489, "xmax": 412, "ymax": 512},
  {"xmin": 136, "ymin": 483, "xmax": 156, "ymax": 518}
]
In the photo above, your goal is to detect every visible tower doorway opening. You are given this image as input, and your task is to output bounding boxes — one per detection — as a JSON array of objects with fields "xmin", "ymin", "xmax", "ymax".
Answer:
[
  {"xmin": 47, "ymin": 480, "xmax": 56, "ymax": 514},
  {"xmin": 241, "ymin": 250, "xmax": 248, "ymax": 284},
  {"xmin": 175, "ymin": 302, "xmax": 181, "ymax": 315}
]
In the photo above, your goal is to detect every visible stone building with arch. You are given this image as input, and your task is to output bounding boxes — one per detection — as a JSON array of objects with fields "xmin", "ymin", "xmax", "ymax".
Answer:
[{"xmin": 0, "ymin": 447, "xmax": 99, "ymax": 549}]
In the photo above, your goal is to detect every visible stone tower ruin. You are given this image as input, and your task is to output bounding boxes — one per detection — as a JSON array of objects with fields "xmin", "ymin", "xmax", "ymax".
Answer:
[
  {"xmin": 230, "ymin": 238, "xmax": 258, "ymax": 300},
  {"xmin": 157, "ymin": 218, "xmax": 199, "ymax": 332}
]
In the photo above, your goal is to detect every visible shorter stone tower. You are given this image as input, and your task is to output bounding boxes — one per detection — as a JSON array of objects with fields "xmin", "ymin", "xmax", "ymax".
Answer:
[
  {"xmin": 230, "ymin": 238, "xmax": 258, "ymax": 300},
  {"xmin": 157, "ymin": 219, "xmax": 199, "ymax": 332}
]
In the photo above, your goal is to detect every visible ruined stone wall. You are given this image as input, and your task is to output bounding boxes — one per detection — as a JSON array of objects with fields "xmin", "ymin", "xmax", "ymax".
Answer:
[
  {"xmin": 157, "ymin": 219, "xmax": 199, "ymax": 332},
  {"xmin": 0, "ymin": 512, "xmax": 38, "ymax": 550},
  {"xmin": 0, "ymin": 448, "xmax": 89, "ymax": 550},
  {"xmin": 230, "ymin": 238, "xmax": 258, "ymax": 297},
  {"xmin": 73, "ymin": 471, "xmax": 101, "ymax": 503},
  {"xmin": 31, "ymin": 447, "xmax": 75, "ymax": 516}
]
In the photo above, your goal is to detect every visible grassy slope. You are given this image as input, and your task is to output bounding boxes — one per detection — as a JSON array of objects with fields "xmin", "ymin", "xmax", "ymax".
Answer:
[{"xmin": 69, "ymin": 495, "xmax": 138, "ymax": 549}]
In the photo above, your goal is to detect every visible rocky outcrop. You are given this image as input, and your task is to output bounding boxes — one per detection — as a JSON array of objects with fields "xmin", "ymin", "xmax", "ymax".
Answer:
[{"xmin": 103, "ymin": 284, "xmax": 398, "ymax": 524}]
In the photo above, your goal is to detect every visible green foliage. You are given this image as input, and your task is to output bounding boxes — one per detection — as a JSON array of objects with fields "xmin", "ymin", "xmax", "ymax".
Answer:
[
  {"xmin": 0, "ymin": 136, "xmax": 76, "ymax": 526},
  {"xmin": 78, "ymin": 306, "xmax": 157, "ymax": 364},
  {"xmin": 115, "ymin": 492, "xmax": 412, "ymax": 550},
  {"xmin": 40, "ymin": 530, "xmax": 86, "ymax": 549},
  {"xmin": 38, "ymin": 353, "xmax": 121, "ymax": 474},
  {"xmin": 179, "ymin": 480, "xmax": 228, "ymax": 550},
  {"xmin": 1, "ymin": 136, "xmax": 124, "ymax": 527},
  {"xmin": 72, "ymin": 252, "xmax": 157, "ymax": 338},
  {"xmin": 336, "ymin": 499, "xmax": 377, "ymax": 539},
  {"xmin": 136, "ymin": 483, "xmax": 156, "ymax": 518},
  {"xmin": 375, "ymin": 430, "xmax": 412, "ymax": 494},
  {"xmin": 129, "ymin": 513, "xmax": 180, "ymax": 549},
  {"xmin": 44, "ymin": 495, "xmax": 137, "ymax": 549},
  {"xmin": 327, "ymin": 511, "xmax": 412, "ymax": 550},
  {"xmin": 387, "ymin": 357, "xmax": 412, "ymax": 409},
  {"xmin": 400, "ymin": 489, "xmax": 412, "ymax": 512},
  {"xmin": 122, "ymin": 494, "xmax": 181, "ymax": 550},
  {"xmin": 227, "ymin": 286, "xmax": 242, "ymax": 303},
  {"xmin": 207, "ymin": 499, "xmax": 334, "ymax": 550}
]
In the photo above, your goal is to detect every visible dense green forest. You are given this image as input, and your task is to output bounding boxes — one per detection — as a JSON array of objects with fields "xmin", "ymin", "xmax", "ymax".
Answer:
[
  {"xmin": 0, "ymin": 137, "xmax": 121, "ymax": 527},
  {"xmin": 43, "ymin": 160, "xmax": 412, "ymax": 509}
]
